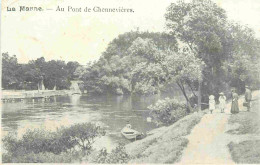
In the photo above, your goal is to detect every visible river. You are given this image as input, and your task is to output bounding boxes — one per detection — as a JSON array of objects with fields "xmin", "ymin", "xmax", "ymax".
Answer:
[{"xmin": 2, "ymin": 91, "xmax": 184, "ymax": 151}]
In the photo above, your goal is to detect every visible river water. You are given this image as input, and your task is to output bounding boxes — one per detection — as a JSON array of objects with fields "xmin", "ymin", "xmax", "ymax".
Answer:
[{"xmin": 2, "ymin": 91, "xmax": 184, "ymax": 150}]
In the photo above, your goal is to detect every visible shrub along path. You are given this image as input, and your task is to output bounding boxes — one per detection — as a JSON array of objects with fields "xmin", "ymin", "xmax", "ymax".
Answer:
[{"xmin": 179, "ymin": 91, "xmax": 260, "ymax": 164}]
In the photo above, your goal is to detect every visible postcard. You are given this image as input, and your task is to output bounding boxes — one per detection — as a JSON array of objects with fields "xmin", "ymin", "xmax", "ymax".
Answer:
[{"xmin": 1, "ymin": 0, "xmax": 260, "ymax": 164}]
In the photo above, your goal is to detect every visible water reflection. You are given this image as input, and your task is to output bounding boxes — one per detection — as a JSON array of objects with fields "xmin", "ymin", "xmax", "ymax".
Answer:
[{"xmin": 2, "ymin": 92, "xmax": 184, "ymax": 147}]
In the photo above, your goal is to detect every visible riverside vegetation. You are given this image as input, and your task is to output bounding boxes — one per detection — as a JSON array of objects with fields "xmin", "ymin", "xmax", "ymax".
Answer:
[
  {"xmin": 2, "ymin": 123, "xmax": 106, "ymax": 163},
  {"xmin": 2, "ymin": 123, "xmax": 131, "ymax": 163},
  {"xmin": 2, "ymin": 98, "xmax": 199, "ymax": 163}
]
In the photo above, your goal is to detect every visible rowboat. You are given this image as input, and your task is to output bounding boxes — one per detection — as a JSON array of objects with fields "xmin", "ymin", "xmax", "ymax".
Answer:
[{"xmin": 121, "ymin": 127, "xmax": 142, "ymax": 140}]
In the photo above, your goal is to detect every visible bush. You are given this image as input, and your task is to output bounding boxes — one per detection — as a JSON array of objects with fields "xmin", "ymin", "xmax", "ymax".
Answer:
[
  {"xmin": 94, "ymin": 144, "xmax": 131, "ymax": 164},
  {"xmin": 2, "ymin": 151, "xmax": 79, "ymax": 163},
  {"xmin": 148, "ymin": 98, "xmax": 187, "ymax": 125},
  {"xmin": 61, "ymin": 123, "xmax": 106, "ymax": 151},
  {"xmin": 2, "ymin": 122, "xmax": 105, "ymax": 163}
]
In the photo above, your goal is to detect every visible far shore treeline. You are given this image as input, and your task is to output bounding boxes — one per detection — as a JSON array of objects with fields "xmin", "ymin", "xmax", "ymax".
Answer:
[
  {"xmin": 2, "ymin": 0, "xmax": 260, "ymax": 110},
  {"xmin": 2, "ymin": 54, "xmax": 81, "ymax": 90}
]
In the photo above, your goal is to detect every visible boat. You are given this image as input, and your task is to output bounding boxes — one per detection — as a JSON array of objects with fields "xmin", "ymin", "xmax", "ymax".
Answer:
[{"xmin": 121, "ymin": 127, "xmax": 143, "ymax": 140}]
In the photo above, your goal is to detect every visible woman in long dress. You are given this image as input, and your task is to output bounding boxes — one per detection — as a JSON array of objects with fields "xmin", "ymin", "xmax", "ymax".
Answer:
[{"xmin": 231, "ymin": 89, "xmax": 239, "ymax": 114}]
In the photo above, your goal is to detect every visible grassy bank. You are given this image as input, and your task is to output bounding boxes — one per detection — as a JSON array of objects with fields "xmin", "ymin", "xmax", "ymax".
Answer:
[
  {"xmin": 227, "ymin": 91, "xmax": 260, "ymax": 163},
  {"xmin": 228, "ymin": 140, "xmax": 260, "ymax": 164},
  {"xmin": 125, "ymin": 111, "xmax": 205, "ymax": 163}
]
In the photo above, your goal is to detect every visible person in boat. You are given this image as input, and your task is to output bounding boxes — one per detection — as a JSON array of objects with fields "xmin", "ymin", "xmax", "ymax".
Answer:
[
  {"xmin": 126, "ymin": 121, "xmax": 132, "ymax": 129},
  {"xmin": 219, "ymin": 92, "xmax": 226, "ymax": 113},
  {"xmin": 231, "ymin": 88, "xmax": 239, "ymax": 114}
]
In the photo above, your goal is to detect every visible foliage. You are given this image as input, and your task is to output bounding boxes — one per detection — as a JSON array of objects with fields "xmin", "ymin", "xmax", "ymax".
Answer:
[
  {"xmin": 165, "ymin": 0, "xmax": 260, "ymax": 97},
  {"xmin": 1, "ymin": 53, "xmax": 80, "ymax": 90},
  {"xmin": 2, "ymin": 123, "xmax": 105, "ymax": 163},
  {"xmin": 2, "ymin": 53, "xmax": 23, "ymax": 89},
  {"xmin": 81, "ymin": 32, "xmax": 178, "ymax": 95},
  {"xmin": 222, "ymin": 23, "xmax": 260, "ymax": 92},
  {"xmin": 94, "ymin": 144, "xmax": 131, "ymax": 164},
  {"xmin": 148, "ymin": 98, "xmax": 187, "ymax": 125},
  {"xmin": 78, "ymin": 0, "xmax": 260, "ymax": 104},
  {"xmin": 81, "ymin": 31, "xmax": 203, "ymax": 112},
  {"xmin": 80, "ymin": 30, "xmax": 204, "ymax": 113},
  {"xmin": 61, "ymin": 123, "xmax": 106, "ymax": 151},
  {"xmin": 164, "ymin": 49, "xmax": 204, "ymax": 108},
  {"xmin": 2, "ymin": 151, "xmax": 78, "ymax": 163}
]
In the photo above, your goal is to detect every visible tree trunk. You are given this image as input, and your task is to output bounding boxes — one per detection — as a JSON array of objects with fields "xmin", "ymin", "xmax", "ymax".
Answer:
[
  {"xmin": 177, "ymin": 81, "xmax": 193, "ymax": 113},
  {"xmin": 187, "ymin": 81, "xmax": 197, "ymax": 97}
]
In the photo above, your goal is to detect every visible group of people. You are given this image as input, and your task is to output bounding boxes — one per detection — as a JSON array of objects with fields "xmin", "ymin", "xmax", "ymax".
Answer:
[{"xmin": 208, "ymin": 86, "xmax": 252, "ymax": 114}]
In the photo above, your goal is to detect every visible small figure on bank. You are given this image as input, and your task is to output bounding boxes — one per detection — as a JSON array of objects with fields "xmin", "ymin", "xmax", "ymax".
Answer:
[
  {"xmin": 231, "ymin": 89, "xmax": 239, "ymax": 114},
  {"xmin": 209, "ymin": 95, "xmax": 215, "ymax": 114},
  {"xmin": 245, "ymin": 86, "xmax": 252, "ymax": 111},
  {"xmin": 126, "ymin": 121, "xmax": 132, "ymax": 129},
  {"xmin": 219, "ymin": 92, "xmax": 226, "ymax": 113}
]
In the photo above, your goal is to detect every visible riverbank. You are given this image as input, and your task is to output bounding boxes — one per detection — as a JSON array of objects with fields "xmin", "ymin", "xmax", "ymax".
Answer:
[
  {"xmin": 125, "ymin": 90, "xmax": 260, "ymax": 164},
  {"xmin": 125, "ymin": 110, "xmax": 205, "ymax": 163}
]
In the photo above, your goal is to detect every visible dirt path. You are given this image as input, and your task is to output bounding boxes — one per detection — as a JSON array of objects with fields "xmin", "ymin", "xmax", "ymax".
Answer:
[{"xmin": 179, "ymin": 92, "xmax": 259, "ymax": 164}]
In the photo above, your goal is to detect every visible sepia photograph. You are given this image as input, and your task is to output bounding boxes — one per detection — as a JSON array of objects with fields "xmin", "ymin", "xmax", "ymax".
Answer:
[{"xmin": 1, "ymin": 0, "xmax": 260, "ymax": 164}]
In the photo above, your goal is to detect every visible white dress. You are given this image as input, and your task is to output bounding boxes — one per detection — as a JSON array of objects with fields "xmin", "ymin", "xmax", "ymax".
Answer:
[
  {"xmin": 219, "ymin": 96, "xmax": 226, "ymax": 110},
  {"xmin": 209, "ymin": 99, "xmax": 215, "ymax": 110}
]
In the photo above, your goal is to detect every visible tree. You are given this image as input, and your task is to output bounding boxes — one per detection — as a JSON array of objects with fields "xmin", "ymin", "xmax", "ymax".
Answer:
[
  {"xmin": 82, "ymin": 32, "xmax": 177, "ymax": 95},
  {"xmin": 128, "ymin": 37, "xmax": 204, "ymax": 110},
  {"xmin": 165, "ymin": 0, "xmax": 260, "ymax": 108},
  {"xmin": 2, "ymin": 53, "xmax": 22, "ymax": 89},
  {"xmin": 61, "ymin": 123, "xmax": 105, "ymax": 152},
  {"xmin": 164, "ymin": 48, "xmax": 204, "ymax": 109},
  {"xmin": 165, "ymin": 0, "xmax": 232, "ymax": 109},
  {"xmin": 222, "ymin": 23, "xmax": 260, "ymax": 91},
  {"xmin": 66, "ymin": 61, "xmax": 80, "ymax": 80},
  {"xmin": 128, "ymin": 37, "xmax": 167, "ymax": 95}
]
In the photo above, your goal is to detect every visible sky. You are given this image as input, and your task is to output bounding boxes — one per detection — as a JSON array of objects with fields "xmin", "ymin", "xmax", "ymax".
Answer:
[{"xmin": 1, "ymin": 0, "xmax": 260, "ymax": 64}]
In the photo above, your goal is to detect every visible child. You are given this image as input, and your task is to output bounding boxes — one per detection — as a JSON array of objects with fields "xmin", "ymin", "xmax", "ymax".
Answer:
[
  {"xmin": 209, "ymin": 95, "xmax": 215, "ymax": 114},
  {"xmin": 219, "ymin": 92, "xmax": 226, "ymax": 113}
]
